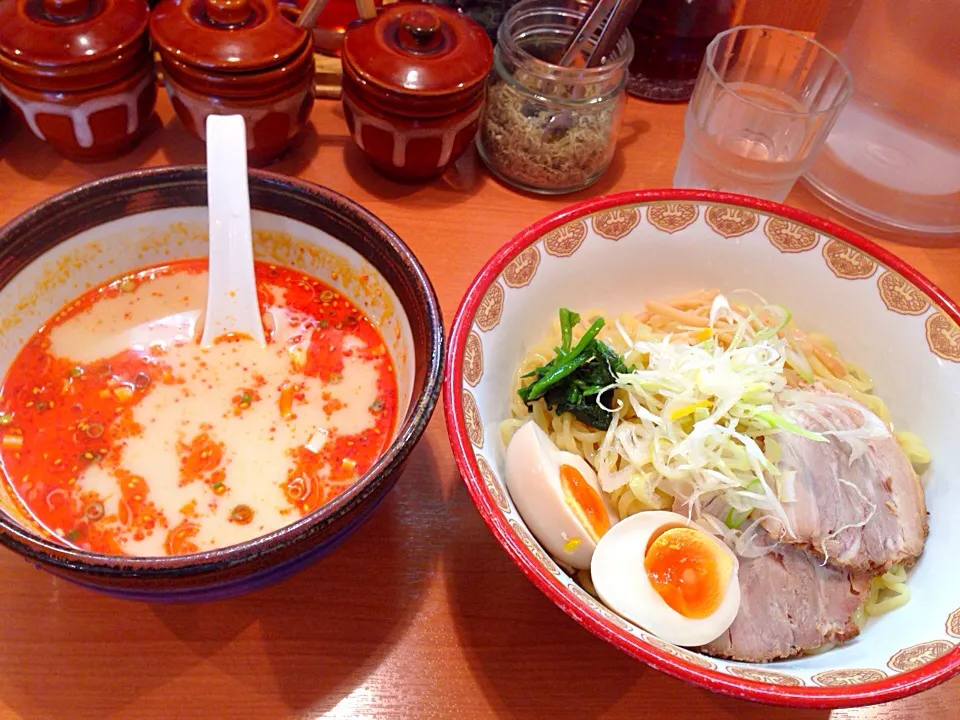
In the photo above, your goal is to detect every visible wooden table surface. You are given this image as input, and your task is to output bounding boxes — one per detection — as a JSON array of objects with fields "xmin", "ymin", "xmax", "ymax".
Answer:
[{"xmin": 0, "ymin": 94, "xmax": 958, "ymax": 720}]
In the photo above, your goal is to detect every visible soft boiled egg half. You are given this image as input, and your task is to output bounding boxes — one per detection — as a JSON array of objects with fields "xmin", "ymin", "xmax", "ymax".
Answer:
[
  {"xmin": 505, "ymin": 422, "xmax": 618, "ymax": 570},
  {"xmin": 591, "ymin": 510, "xmax": 741, "ymax": 647}
]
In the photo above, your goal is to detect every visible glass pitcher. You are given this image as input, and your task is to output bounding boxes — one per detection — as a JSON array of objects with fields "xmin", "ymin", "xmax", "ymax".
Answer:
[{"xmin": 805, "ymin": 0, "xmax": 960, "ymax": 236}]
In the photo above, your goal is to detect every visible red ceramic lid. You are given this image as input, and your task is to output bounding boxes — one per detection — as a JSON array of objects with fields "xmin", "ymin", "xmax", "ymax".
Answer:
[
  {"xmin": 151, "ymin": 0, "xmax": 310, "ymax": 72},
  {"xmin": 0, "ymin": 0, "xmax": 149, "ymax": 70},
  {"xmin": 342, "ymin": 2, "xmax": 493, "ymax": 98}
]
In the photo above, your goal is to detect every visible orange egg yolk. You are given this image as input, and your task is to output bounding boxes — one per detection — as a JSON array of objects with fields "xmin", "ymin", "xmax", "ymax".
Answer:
[
  {"xmin": 559, "ymin": 464, "xmax": 610, "ymax": 542},
  {"xmin": 643, "ymin": 527, "xmax": 733, "ymax": 619}
]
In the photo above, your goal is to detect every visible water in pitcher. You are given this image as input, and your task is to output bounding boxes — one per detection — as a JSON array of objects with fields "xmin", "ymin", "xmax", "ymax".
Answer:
[
  {"xmin": 805, "ymin": 0, "xmax": 960, "ymax": 233},
  {"xmin": 673, "ymin": 82, "xmax": 816, "ymax": 201}
]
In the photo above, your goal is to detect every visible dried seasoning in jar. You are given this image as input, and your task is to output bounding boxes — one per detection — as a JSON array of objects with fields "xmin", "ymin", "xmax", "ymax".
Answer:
[{"xmin": 477, "ymin": 0, "xmax": 634, "ymax": 194}]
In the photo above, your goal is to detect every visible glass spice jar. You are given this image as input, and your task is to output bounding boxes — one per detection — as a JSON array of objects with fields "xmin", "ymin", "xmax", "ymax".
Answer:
[{"xmin": 476, "ymin": 0, "xmax": 634, "ymax": 195}]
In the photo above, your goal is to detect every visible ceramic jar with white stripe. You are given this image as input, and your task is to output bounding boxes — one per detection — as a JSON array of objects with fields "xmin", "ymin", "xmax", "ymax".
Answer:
[
  {"xmin": 341, "ymin": 3, "xmax": 493, "ymax": 183},
  {"xmin": 0, "ymin": 0, "xmax": 157, "ymax": 161},
  {"xmin": 150, "ymin": 0, "xmax": 315, "ymax": 166}
]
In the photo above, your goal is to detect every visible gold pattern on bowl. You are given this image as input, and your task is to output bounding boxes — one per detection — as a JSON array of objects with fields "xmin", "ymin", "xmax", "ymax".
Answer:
[
  {"xmin": 764, "ymin": 217, "xmax": 819, "ymax": 253},
  {"xmin": 704, "ymin": 206, "xmax": 759, "ymax": 238},
  {"xmin": 463, "ymin": 332, "xmax": 484, "ymax": 386},
  {"xmin": 462, "ymin": 389, "xmax": 484, "ymax": 448},
  {"xmin": 726, "ymin": 666, "xmax": 804, "ymax": 686},
  {"xmin": 823, "ymin": 239, "xmax": 878, "ymax": 279},
  {"xmin": 592, "ymin": 207, "xmax": 641, "ymax": 240},
  {"xmin": 502, "ymin": 246, "xmax": 541, "ymax": 289},
  {"xmin": 888, "ymin": 640, "xmax": 955, "ymax": 672},
  {"xmin": 475, "ymin": 282, "xmax": 504, "ymax": 332},
  {"xmin": 641, "ymin": 633, "xmax": 718, "ymax": 670},
  {"xmin": 878, "ymin": 270, "xmax": 931, "ymax": 315},
  {"xmin": 543, "ymin": 220, "xmax": 588, "ymax": 257},
  {"xmin": 812, "ymin": 669, "xmax": 887, "ymax": 686},
  {"xmin": 476, "ymin": 454, "xmax": 509, "ymax": 512},
  {"xmin": 647, "ymin": 202, "xmax": 699, "ymax": 234},
  {"xmin": 947, "ymin": 607, "xmax": 960, "ymax": 638},
  {"xmin": 925, "ymin": 311, "xmax": 960, "ymax": 362},
  {"xmin": 568, "ymin": 583, "xmax": 635, "ymax": 631},
  {"xmin": 508, "ymin": 518, "xmax": 562, "ymax": 576}
]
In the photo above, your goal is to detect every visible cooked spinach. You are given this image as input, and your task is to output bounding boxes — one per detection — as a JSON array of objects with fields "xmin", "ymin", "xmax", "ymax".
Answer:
[{"xmin": 517, "ymin": 309, "xmax": 630, "ymax": 430}]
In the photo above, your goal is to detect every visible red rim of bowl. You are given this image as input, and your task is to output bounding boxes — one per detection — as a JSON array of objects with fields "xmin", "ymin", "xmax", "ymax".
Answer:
[{"xmin": 443, "ymin": 188, "xmax": 960, "ymax": 708}]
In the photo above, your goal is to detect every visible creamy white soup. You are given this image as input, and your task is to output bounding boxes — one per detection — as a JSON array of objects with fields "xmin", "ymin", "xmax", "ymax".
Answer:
[{"xmin": 0, "ymin": 260, "xmax": 397, "ymax": 556}]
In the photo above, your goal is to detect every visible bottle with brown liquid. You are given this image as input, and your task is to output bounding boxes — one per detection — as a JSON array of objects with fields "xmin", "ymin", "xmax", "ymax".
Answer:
[{"xmin": 627, "ymin": 0, "xmax": 743, "ymax": 102}]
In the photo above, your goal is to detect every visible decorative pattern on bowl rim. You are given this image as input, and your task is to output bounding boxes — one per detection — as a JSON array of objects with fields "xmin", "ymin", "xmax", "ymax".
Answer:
[
  {"xmin": 592, "ymin": 207, "xmax": 642, "ymax": 241},
  {"xmin": 444, "ymin": 189, "xmax": 960, "ymax": 709},
  {"xmin": 704, "ymin": 205, "xmax": 759, "ymax": 238},
  {"xmin": 543, "ymin": 220, "xmax": 588, "ymax": 256},
  {"xmin": 647, "ymin": 202, "xmax": 699, "ymax": 235},
  {"xmin": 823, "ymin": 238, "xmax": 878, "ymax": 280}
]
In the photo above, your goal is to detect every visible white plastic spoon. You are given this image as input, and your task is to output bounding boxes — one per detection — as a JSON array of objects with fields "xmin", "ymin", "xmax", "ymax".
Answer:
[{"xmin": 201, "ymin": 114, "xmax": 266, "ymax": 347}]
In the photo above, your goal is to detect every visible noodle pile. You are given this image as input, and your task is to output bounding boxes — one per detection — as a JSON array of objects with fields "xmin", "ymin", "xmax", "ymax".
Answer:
[{"xmin": 505, "ymin": 289, "xmax": 928, "ymax": 623}]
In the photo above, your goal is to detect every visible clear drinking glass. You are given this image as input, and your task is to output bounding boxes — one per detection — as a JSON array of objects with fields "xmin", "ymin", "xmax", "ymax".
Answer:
[{"xmin": 673, "ymin": 25, "xmax": 852, "ymax": 202}]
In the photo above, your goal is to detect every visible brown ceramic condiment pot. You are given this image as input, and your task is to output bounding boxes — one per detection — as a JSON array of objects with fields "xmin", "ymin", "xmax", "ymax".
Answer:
[
  {"xmin": 151, "ymin": 0, "xmax": 315, "ymax": 166},
  {"xmin": 0, "ymin": 0, "xmax": 157, "ymax": 161},
  {"xmin": 341, "ymin": 3, "xmax": 493, "ymax": 182}
]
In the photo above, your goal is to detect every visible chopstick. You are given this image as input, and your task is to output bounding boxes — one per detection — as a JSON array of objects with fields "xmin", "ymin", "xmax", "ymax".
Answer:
[
  {"xmin": 355, "ymin": 0, "xmax": 377, "ymax": 21},
  {"xmin": 297, "ymin": 0, "xmax": 331, "ymax": 29},
  {"xmin": 585, "ymin": 0, "xmax": 643, "ymax": 67}
]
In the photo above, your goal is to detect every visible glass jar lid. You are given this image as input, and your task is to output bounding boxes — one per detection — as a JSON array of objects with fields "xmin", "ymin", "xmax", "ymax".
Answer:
[
  {"xmin": 0, "ymin": 0, "xmax": 149, "ymax": 84},
  {"xmin": 151, "ymin": 0, "xmax": 310, "ymax": 73},
  {"xmin": 342, "ymin": 3, "xmax": 492, "ymax": 99}
]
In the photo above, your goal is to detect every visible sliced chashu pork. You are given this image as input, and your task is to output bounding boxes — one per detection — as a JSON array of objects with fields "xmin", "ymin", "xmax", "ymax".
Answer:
[
  {"xmin": 760, "ymin": 390, "xmax": 927, "ymax": 572},
  {"xmin": 700, "ymin": 543, "xmax": 871, "ymax": 662}
]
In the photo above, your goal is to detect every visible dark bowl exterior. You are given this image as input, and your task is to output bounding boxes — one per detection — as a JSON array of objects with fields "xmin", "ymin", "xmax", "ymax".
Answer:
[{"xmin": 0, "ymin": 167, "xmax": 443, "ymax": 601}]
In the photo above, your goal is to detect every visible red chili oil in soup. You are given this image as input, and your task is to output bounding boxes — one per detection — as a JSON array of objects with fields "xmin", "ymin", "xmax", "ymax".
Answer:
[{"xmin": 0, "ymin": 260, "xmax": 397, "ymax": 556}]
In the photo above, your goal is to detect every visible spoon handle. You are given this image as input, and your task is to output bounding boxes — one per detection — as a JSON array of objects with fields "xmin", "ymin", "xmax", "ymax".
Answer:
[{"xmin": 201, "ymin": 115, "xmax": 266, "ymax": 347}]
